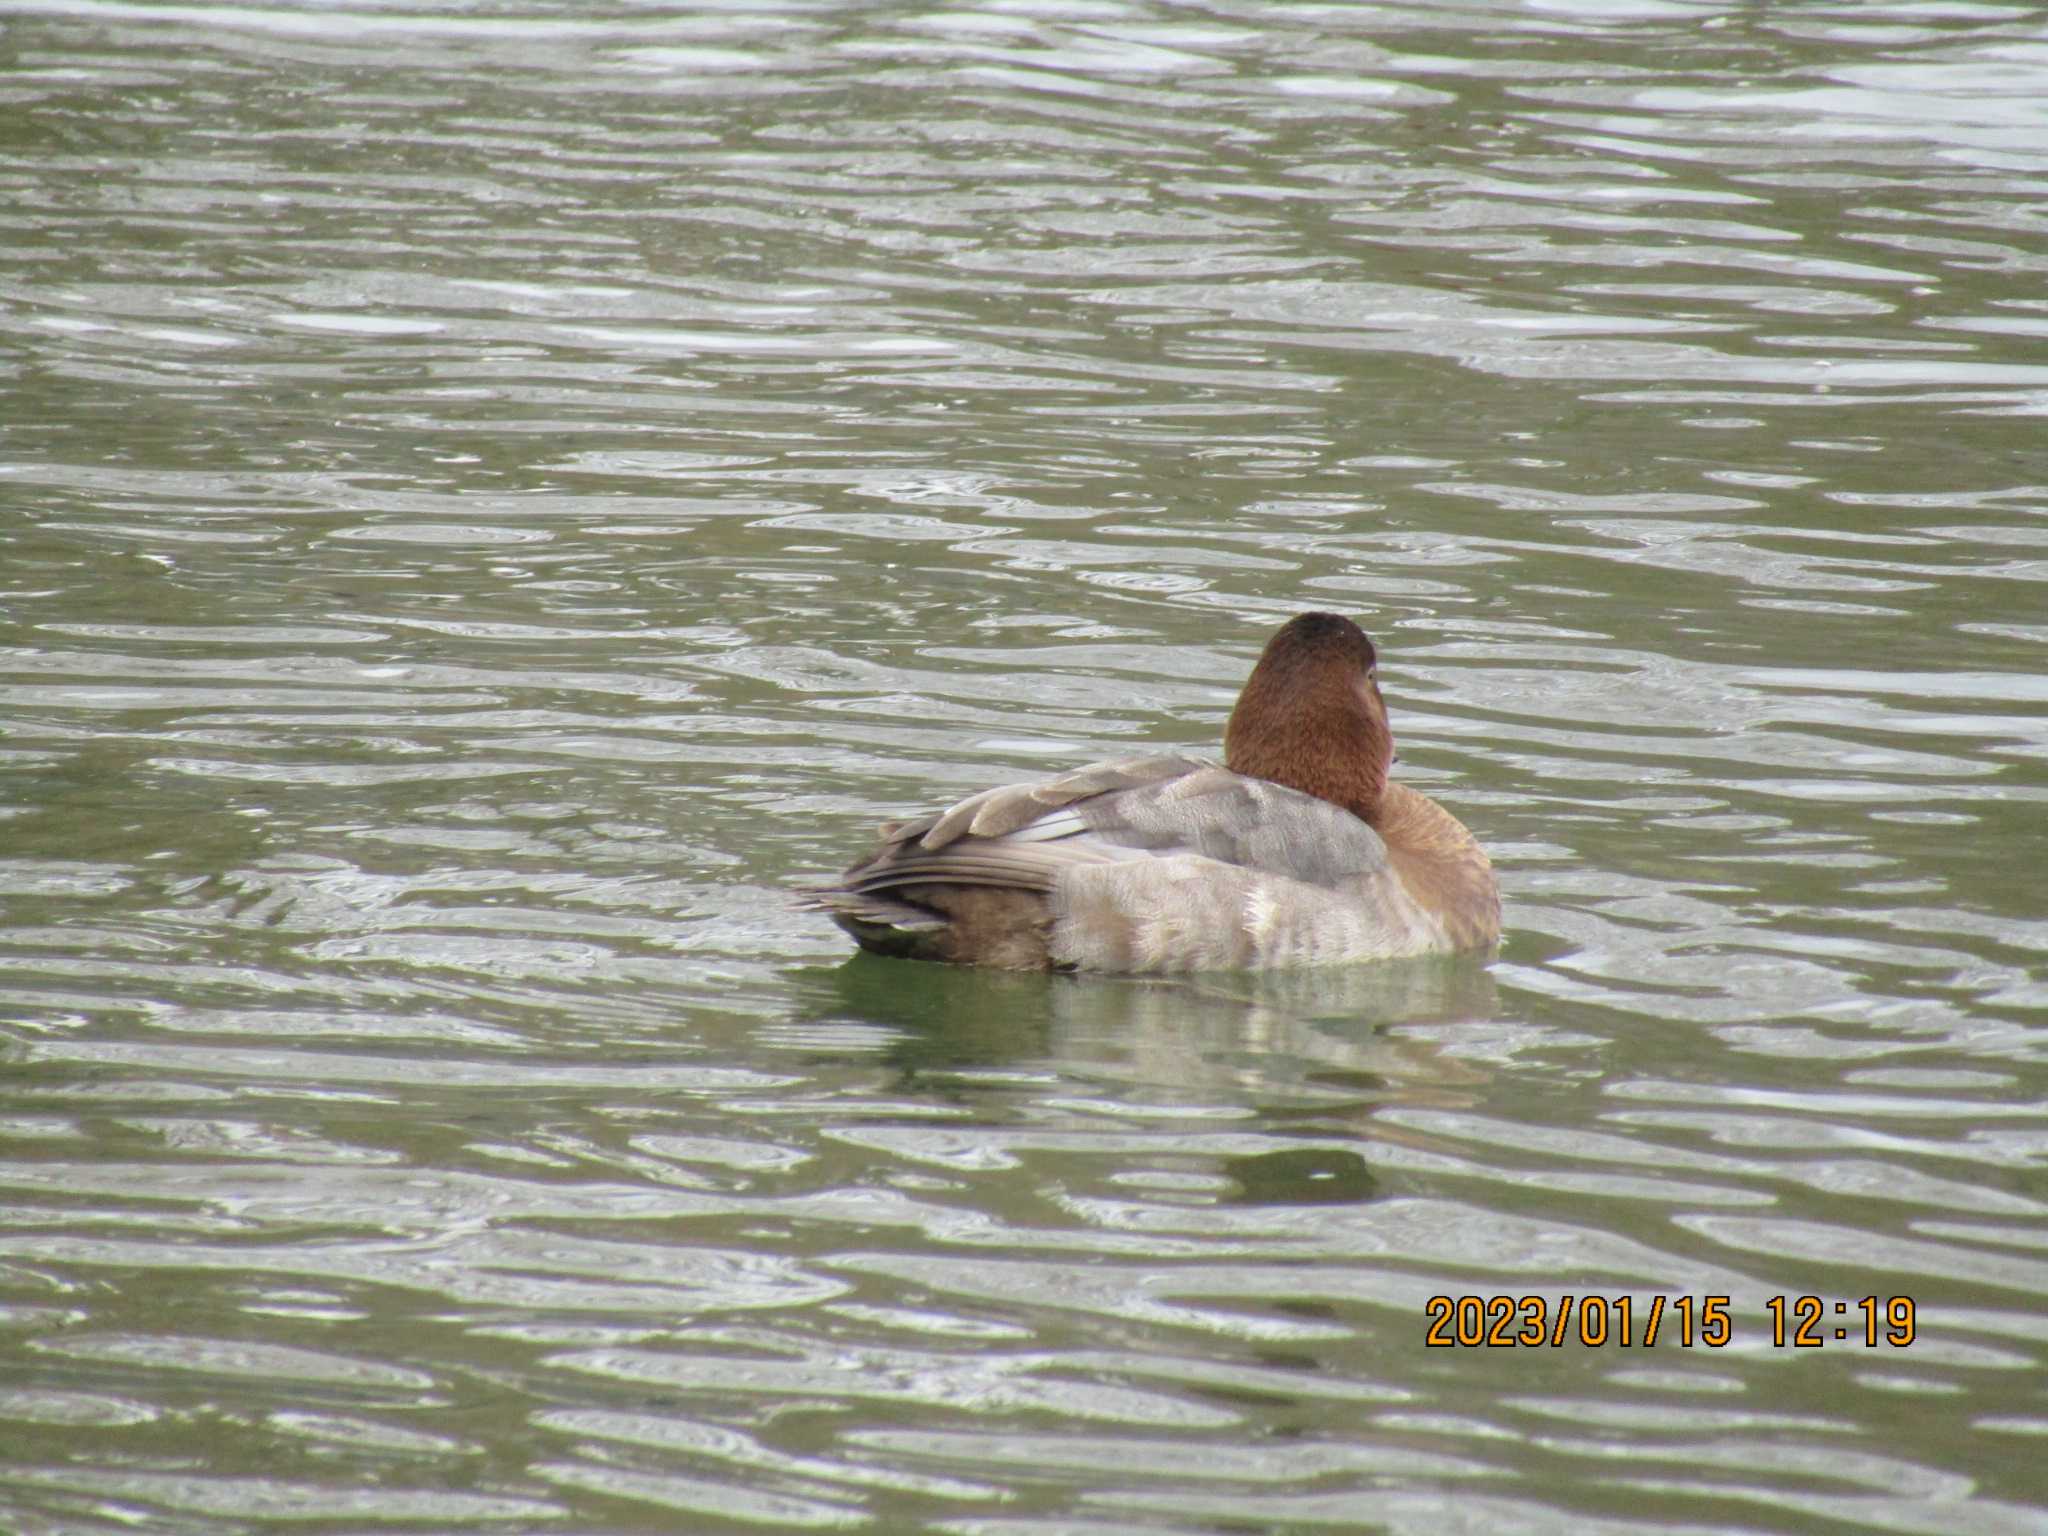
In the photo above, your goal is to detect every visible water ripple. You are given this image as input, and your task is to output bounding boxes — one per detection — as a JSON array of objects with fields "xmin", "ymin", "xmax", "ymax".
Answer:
[{"xmin": 4, "ymin": 1, "xmax": 2047, "ymax": 1532}]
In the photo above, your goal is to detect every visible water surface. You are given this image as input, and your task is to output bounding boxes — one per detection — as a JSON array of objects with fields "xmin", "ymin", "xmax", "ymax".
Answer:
[{"xmin": 4, "ymin": 2, "xmax": 2047, "ymax": 1531}]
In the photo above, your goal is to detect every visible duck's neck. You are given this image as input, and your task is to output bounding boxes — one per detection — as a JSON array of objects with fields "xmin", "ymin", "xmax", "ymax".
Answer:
[{"xmin": 1224, "ymin": 689, "xmax": 1392, "ymax": 825}]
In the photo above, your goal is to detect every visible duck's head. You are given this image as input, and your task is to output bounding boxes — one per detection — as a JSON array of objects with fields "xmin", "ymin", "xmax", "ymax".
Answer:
[{"xmin": 1223, "ymin": 612, "xmax": 1395, "ymax": 824}]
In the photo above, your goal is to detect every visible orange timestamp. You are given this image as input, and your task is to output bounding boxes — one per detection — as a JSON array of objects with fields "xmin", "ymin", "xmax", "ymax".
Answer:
[{"xmin": 1424, "ymin": 1293, "xmax": 1917, "ymax": 1349}]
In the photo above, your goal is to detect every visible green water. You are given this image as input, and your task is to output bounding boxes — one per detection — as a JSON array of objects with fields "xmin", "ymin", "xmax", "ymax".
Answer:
[{"xmin": 3, "ymin": 3, "xmax": 2047, "ymax": 1531}]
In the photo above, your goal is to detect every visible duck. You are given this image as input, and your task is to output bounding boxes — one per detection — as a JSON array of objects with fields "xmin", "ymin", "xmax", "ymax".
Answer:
[{"xmin": 810, "ymin": 612, "xmax": 1499, "ymax": 972}]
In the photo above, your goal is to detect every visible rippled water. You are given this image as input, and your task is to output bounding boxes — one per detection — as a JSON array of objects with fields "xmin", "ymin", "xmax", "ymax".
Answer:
[{"xmin": 4, "ymin": 2, "xmax": 2048, "ymax": 1531}]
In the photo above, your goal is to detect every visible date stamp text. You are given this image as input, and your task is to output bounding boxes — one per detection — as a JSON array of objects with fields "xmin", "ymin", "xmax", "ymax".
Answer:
[{"xmin": 1423, "ymin": 1293, "xmax": 1917, "ymax": 1348}]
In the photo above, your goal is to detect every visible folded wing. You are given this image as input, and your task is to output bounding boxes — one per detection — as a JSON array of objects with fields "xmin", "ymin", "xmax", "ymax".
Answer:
[{"xmin": 812, "ymin": 755, "xmax": 1421, "ymax": 969}]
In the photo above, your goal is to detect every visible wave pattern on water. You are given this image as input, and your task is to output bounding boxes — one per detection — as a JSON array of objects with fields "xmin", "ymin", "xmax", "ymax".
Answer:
[{"xmin": 4, "ymin": 1, "xmax": 2048, "ymax": 1532}]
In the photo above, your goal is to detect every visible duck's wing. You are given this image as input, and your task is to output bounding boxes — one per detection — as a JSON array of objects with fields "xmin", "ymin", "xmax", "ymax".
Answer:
[
  {"xmin": 808, "ymin": 755, "xmax": 1458, "ymax": 971},
  {"xmin": 905, "ymin": 754, "xmax": 1208, "ymax": 850},
  {"xmin": 820, "ymin": 755, "xmax": 1204, "ymax": 908},
  {"xmin": 1057, "ymin": 761, "xmax": 1393, "ymax": 886},
  {"xmin": 801, "ymin": 755, "xmax": 1203, "ymax": 963},
  {"xmin": 820, "ymin": 753, "xmax": 1391, "ymax": 904}
]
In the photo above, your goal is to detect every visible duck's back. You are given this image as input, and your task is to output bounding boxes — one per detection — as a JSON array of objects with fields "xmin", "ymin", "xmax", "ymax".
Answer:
[{"xmin": 816, "ymin": 754, "xmax": 1492, "ymax": 972}]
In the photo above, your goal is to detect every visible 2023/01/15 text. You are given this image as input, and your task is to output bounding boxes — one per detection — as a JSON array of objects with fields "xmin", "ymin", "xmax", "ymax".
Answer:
[{"xmin": 1423, "ymin": 1294, "xmax": 1917, "ymax": 1348}]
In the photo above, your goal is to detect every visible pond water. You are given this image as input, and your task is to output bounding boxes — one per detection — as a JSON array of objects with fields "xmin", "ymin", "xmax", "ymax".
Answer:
[{"xmin": 4, "ymin": 2, "xmax": 2047, "ymax": 1531}]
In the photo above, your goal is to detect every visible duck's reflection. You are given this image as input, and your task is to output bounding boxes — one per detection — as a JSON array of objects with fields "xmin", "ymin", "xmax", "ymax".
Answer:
[
  {"xmin": 791, "ymin": 952, "xmax": 1497, "ymax": 1207},
  {"xmin": 1217, "ymin": 1144, "xmax": 1379, "ymax": 1207},
  {"xmin": 795, "ymin": 951, "xmax": 1497, "ymax": 1102}
]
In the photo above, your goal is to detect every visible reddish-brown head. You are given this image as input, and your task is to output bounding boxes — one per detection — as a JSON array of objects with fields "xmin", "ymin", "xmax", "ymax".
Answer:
[{"xmin": 1223, "ymin": 612, "xmax": 1395, "ymax": 824}]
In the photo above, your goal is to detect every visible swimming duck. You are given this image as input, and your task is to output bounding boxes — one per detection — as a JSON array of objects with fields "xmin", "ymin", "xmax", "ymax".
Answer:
[{"xmin": 812, "ymin": 612, "xmax": 1499, "ymax": 972}]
